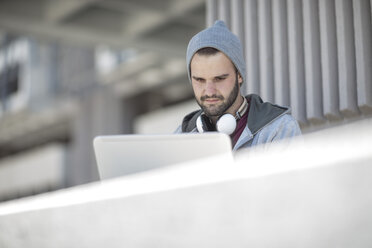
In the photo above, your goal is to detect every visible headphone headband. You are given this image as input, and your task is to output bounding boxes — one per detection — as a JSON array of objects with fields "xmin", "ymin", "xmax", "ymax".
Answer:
[{"xmin": 234, "ymin": 96, "xmax": 248, "ymax": 120}]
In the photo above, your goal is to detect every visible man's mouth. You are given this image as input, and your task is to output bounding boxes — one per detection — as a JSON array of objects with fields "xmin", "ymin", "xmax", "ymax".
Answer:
[
  {"xmin": 204, "ymin": 98, "xmax": 220, "ymax": 104},
  {"xmin": 201, "ymin": 95, "xmax": 224, "ymax": 104}
]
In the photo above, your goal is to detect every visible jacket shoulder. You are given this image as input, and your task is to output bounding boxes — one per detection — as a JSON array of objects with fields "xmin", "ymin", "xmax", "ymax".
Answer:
[{"xmin": 256, "ymin": 114, "xmax": 302, "ymax": 142}]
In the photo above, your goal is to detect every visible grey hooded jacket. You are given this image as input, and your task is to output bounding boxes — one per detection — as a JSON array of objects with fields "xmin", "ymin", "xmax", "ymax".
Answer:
[{"xmin": 174, "ymin": 94, "xmax": 302, "ymax": 151}]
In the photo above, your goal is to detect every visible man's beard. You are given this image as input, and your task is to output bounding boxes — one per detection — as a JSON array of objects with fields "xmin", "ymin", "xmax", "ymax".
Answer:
[{"xmin": 197, "ymin": 78, "xmax": 240, "ymax": 117}]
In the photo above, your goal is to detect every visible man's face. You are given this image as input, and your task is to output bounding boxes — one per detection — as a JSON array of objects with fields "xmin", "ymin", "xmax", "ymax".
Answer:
[{"xmin": 190, "ymin": 52, "xmax": 242, "ymax": 118}]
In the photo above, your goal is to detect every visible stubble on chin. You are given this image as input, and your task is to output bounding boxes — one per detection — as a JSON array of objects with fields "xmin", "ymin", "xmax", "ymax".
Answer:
[
  {"xmin": 194, "ymin": 94, "xmax": 225, "ymax": 117},
  {"xmin": 198, "ymin": 80, "xmax": 240, "ymax": 117},
  {"xmin": 200, "ymin": 102, "xmax": 226, "ymax": 117}
]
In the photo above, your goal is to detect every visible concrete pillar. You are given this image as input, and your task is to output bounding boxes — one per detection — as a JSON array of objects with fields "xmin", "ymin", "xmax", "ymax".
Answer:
[
  {"xmin": 287, "ymin": 0, "xmax": 307, "ymax": 125},
  {"xmin": 303, "ymin": 0, "xmax": 324, "ymax": 124},
  {"xmin": 319, "ymin": 0, "xmax": 341, "ymax": 121},
  {"xmin": 335, "ymin": 0, "xmax": 359, "ymax": 117},
  {"xmin": 244, "ymin": 0, "xmax": 260, "ymax": 96},
  {"xmin": 272, "ymin": 0, "xmax": 290, "ymax": 106},
  {"xmin": 353, "ymin": 0, "xmax": 372, "ymax": 114}
]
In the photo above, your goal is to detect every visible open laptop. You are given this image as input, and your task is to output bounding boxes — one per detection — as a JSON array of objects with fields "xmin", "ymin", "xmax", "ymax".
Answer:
[{"xmin": 93, "ymin": 133, "xmax": 233, "ymax": 180}]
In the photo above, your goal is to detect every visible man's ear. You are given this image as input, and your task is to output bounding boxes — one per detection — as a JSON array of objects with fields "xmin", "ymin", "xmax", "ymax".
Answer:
[{"xmin": 238, "ymin": 73, "xmax": 243, "ymax": 86}]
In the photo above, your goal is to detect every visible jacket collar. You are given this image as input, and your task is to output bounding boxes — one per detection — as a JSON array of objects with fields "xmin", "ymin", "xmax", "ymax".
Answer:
[{"xmin": 246, "ymin": 94, "xmax": 289, "ymax": 135}]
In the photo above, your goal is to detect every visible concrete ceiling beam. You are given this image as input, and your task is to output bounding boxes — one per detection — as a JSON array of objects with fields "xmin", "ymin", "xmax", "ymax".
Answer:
[
  {"xmin": 123, "ymin": 0, "xmax": 204, "ymax": 38},
  {"xmin": 0, "ymin": 13, "xmax": 185, "ymax": 57},
  {"xmin": 45, "ymin": 0, "xmax": 99, "ymax": 23}
]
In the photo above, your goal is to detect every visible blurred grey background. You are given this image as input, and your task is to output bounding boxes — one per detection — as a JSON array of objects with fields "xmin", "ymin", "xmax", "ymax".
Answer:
[{"xmin": 0, "ymin": 0, "xmax": 371, "ymax": 202}]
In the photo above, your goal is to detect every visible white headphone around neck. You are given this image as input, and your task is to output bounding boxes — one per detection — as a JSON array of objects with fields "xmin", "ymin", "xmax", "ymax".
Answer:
[{"xmin": 196, "ymin": 97, "xmax": 248, "ymax": 135}]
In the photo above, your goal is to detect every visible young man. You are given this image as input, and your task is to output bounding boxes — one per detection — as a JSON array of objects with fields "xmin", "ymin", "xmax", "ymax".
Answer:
[{"xmin": 175, "ymin": 20, "xmax": 301, "ymax": 150}]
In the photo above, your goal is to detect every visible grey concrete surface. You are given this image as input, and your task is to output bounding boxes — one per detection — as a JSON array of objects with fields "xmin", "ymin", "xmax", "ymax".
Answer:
[{"xmin": 0, "ymin": 119, "xmax": 371, "ymax": 248}]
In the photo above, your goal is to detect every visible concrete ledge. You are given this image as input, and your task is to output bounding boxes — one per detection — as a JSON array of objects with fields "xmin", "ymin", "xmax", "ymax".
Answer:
[{"xmin": 0, "ymin": 119, "xmax": 371, "ymax": 248}]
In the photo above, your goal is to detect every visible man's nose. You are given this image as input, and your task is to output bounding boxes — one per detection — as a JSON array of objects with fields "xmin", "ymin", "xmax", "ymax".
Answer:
[{"xmin": 205, "ymin": 80, "xmax": 217, "ymax": 95}]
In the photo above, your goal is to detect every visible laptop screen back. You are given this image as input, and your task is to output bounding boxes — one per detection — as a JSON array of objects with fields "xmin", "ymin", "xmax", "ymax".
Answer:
[{"xmin": 93, "ymin": 133, "xmax": 232, "ymax": 180}]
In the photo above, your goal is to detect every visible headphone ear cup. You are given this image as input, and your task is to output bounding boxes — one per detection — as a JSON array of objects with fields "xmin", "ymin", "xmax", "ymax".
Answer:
[
  {"xmin": 196, "ymin": 115, "xmax": 204, "ymax": 133},
  {"xmin": 196, "ymin": 114, "xmax": 216, "ymax": 132},
  {"xmin": 216, "ymin": 114, "xmax": 237, "ymax": 135}
]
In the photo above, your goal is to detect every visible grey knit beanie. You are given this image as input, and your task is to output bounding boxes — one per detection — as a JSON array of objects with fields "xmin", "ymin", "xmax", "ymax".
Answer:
[{"xmin": 186, "ymin": 20, "xmax": 246, "ymax": 84}]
